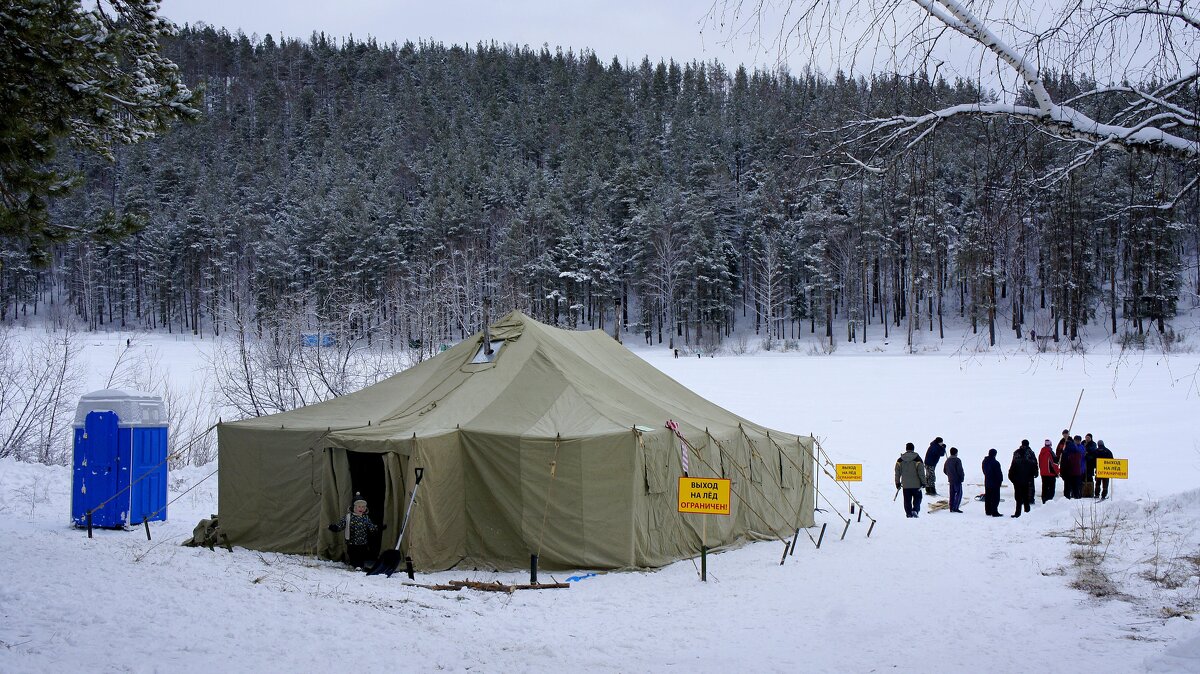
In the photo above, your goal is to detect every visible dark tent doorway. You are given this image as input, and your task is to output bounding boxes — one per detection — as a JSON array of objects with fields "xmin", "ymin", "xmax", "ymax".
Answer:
[{"xmin": 346, "ymin": 451, "xmax": 386, "ymax": 561}]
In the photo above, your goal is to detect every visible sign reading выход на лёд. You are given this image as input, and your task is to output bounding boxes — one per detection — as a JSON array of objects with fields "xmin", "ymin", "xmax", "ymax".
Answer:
[
  {"xmin": 835, "ymin": 464, "xmax": 863, "ymax": 481},
  {"xmin": 677, "ymin": 477, "xmax": 731, "ymax": 515},
  {"xmin": 1095, "ymin": 458, "xmax": 1128, "ymax": 479}
]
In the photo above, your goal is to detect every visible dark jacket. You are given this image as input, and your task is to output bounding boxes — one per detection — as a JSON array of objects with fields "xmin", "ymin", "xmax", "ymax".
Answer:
[
  {"xmin": 1084, "ymin": 440, "xmax": 1099, "ymax": 473},
  {"xmin": 1008, "ymin": 446, "xmax": 1039, "ymax": 484},
  {"xmin": 895, "ymin": 450, "xmax": 927, "ymax": 489},
  {"xmin": 943, "ymin": 455, "xmax": 965, "ymax": 484},
  {"xmin": 982, "ymin": 451, "xmax": 1003, "ymax": 488},
  {"xmin": 1055, "ymin": 436, "xmax": 1069, "ymax": 464},
  {"xmin": 1061, "ymin": 440, "xmax": 1085, "ymax": 477},
  {"xmin": 330, "ymin": 510, "xmax": 379, "ymax": 546},
  {"xmin": 924, "ymin": 441, "xmax": 947, "ymax": 468}
]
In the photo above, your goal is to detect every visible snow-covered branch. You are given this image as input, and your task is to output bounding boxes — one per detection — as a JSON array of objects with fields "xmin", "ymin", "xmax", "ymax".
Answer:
[{"xmin": 708, "ymin": 1, "xmax": 1199, "ymax": 203}]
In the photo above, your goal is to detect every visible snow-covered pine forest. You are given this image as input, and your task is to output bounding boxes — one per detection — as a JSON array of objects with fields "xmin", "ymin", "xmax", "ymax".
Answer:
[{"xmin": 3, "ymin": 26, "xmax": 1197, "ymax": 353}]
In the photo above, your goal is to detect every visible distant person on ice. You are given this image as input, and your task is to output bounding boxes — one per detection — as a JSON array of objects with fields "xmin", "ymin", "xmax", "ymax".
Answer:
[
  {"xmin": 1093, "ymin": 440, "xmax": 1114, "ymax": 500},
  {"xmin": 1008, "ymin": 440, "xmax": 1038, "ymax": 517},
  {"xmin": 328, "ymin": 492, "xmax": 384, "ymax": 570},
  {"xmin": 982, "ymin": 449, "xmax": 1003, "ymax": 517},
  {"xmin": 1038, "ymin": 439, "xmax": 1059, "ymax": 503},
  {"xmin": 895, "ymin": 442, "xmax": 927, "ymax": 518},
  {"xmin": 942, "ymin": 447, "xmax": 965, "ymax": 513},
  {"xmin": 924, "ymin": 436, "xmax": 947, "ymax": 496}
]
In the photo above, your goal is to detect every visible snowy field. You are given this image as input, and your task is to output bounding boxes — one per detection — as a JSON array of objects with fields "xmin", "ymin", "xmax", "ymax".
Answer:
[{"xmin": 2, "ymin": 327, "xmax": 1200, "ymax": 672}]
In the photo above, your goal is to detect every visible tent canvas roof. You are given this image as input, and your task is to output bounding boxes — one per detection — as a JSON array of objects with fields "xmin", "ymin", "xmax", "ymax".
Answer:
[{"xmin": 228, "ymin": 310, "xmax": 789, "ymax": 443}]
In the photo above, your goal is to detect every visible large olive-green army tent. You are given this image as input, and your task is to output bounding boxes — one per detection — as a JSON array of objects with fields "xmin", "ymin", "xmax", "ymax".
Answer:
[{"xmin": 217, "ymin": 311, "xmax": 815, "ymax": 570}]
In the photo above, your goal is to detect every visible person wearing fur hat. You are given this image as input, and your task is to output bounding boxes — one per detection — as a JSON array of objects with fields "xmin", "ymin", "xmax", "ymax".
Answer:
[{"xmin": 328, "ymin": 493, "xmax": 384, "ymax": 570}]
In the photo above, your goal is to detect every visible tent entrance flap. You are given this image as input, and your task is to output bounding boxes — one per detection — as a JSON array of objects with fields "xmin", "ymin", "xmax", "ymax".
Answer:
[
  {"xmin": 346, "ymin": 451, "xmax": 386, "ymax": 559},
  {"xmin": 346, "ymin": 451, "xmax": 385, "ymax": 517}
]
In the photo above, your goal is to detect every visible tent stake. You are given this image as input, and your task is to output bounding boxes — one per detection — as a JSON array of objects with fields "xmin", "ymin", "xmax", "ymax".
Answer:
[
  {"xmin": 700, "ymin": 545, "xmax": 707, "ymax": 582},
  {"xmin": 815, "ymin": 522, "xmax": 827, "ymax": 549},
  {"xmin": 530, "ymin": 553, "xmax": 539, "ymax": 585},
  {"xmin": 840, "ymin": 519, "xmax": 850, "ymax": 541},
  {"xmin": 143, "ymin": 517, "xmax": 151, "ymax": 541},
  {"xmin": 86, "ymin": 511, "xmax": 93, "ymax": 538},
  {"xmin": 789, "ymin": 528, "xmax": 799, "ymax": 556},
  {"xmin": 779, "ymin": 541, "xmax": 789, "ymax": 565},
  {"xmin": 405, "ymin": 556, "xmax": 415, "ymax": 580},
  {"xmin": 866, "ymin": 518, "xmax": 876, "ymax": 538}
]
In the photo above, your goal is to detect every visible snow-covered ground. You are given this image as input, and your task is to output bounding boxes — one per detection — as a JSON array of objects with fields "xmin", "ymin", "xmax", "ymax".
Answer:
[{"xmin": 2, "ymin": 326, "xmax": 1199, "ymax": 672}]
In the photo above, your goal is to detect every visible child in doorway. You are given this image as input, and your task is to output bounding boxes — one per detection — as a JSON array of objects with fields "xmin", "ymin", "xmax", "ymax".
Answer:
[{"xmin": 328, "ymin": 492, "xmax": 384, "ymax": 569}]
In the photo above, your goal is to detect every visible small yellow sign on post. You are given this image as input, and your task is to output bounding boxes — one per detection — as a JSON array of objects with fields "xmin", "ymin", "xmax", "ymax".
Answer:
[
  {"xmin": 835, "ymin": 464, "xmax": 863, "ymax": 481},
  {"xmin": 1095, "ymin": 458, "xmax": 1129, "ymax": 479},
  {"xmin": 677, "ymin": 477, "xmax": 731, "ymax": 515}
]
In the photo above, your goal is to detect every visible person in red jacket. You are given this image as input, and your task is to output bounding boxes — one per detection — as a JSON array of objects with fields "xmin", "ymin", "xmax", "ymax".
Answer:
[{"xmin": 1038, "ymin": 439, "xmax": 1059, "ymax": 503}]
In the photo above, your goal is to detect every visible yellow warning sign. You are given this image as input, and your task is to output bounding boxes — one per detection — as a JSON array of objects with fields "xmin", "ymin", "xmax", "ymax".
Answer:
[
  {"xmin": 677, "ymin": 477, "xmax": 731, "ymax": 515},
  {"xmin": 835, "ymin": 464, "xmax": 863, "ymax": 481},
  {"xmin": 1095, "ymin": 458, "xmax": 1128, "ymax": 479}
]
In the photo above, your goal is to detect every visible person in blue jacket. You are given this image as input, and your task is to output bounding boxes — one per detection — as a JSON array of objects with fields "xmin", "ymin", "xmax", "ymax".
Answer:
[
  {"xmin": 924, "ymin": 437, "xmax": 947, "ymax": 496},
  {"xmin": 982, "ymin": 449, "xmax": 1003, "ymax": 517}
]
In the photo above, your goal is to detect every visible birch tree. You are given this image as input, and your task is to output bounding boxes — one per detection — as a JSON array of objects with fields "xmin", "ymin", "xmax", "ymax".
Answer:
[{"xmin": 709, "ymin": 1, "xmax": 1199, "ymax": 205}]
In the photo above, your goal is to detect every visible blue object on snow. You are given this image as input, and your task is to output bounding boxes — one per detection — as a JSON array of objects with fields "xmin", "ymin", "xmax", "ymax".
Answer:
[
  {"xmin": 564, "ymin": 572, "xmax": 598, "ymax": 583},
  {"xmin": 71, "ymin": 390, "xmax": 169, "ymax": 529},
  {"xmin": 301, "ymin": 332, "xmax": 336, "ymax": 347}
]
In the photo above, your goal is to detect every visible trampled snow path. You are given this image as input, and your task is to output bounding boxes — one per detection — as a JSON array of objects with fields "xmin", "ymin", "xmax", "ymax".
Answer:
[{"xmin": 1, "ymin": 333, "xmax": 1198, "ymax": 672}]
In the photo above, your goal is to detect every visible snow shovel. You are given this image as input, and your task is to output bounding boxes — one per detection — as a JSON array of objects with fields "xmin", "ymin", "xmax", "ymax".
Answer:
[{"xmin": 368, "ymin": 467, "xmax": 424, "ymax": 577}]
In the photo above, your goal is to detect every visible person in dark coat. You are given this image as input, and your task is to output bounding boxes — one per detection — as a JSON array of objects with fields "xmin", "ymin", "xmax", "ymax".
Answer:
[
  {"xmin": 1093, "ymin": 440, "xmax": 1114, "ymax": 499},
  {"xmin": 1060, "ymin": 437, "xmax": 1085, "ymax": 499},
  {"xmin": 1038, "ymin": 439, "xmax": 1059, "ymax": 503},
  {"xmin": 942, "ymin": 447, "xmax": 966, "ymax": 513},
  {"xmin": 1008, "ymin": 440, "xmax": 1039, "ymax": 517},
  {"xmin": 1054, "ymin": 428, "xmax": 1071, "ymax": 495},
  {"xmin": 895, "ymin": 442, "xmax": 928, "ymax": 518},
  {"xmin": 1083, "ymin": 432, "xmax": 1098, "ymax": 491},
  {"xmin": 924, "ymin": 437, "xmax": 947, "ymax": 496},
  {"xmin": 328, "ymin": 493, "xmax": 384, "ymax": 569},
  {"xmin": 982, "ymin": 449, "xmax": 1003, "ymax": 517}
]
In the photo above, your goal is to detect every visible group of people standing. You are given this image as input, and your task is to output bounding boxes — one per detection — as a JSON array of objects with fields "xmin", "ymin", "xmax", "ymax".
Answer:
[
  {"xmin": 1039, "ymin": 430, "xmax": 1115, "ymax": 501},
  {"xmin": 896, "ymin": 433, "xmax": 1115, "ymax": 519}
]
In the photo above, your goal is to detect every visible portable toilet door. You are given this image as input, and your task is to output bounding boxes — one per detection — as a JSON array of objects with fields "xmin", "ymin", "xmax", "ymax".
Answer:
[
  {"xmin": 130, "ymin": 422, "xmax": 169, "ymax": 524},
  {"xmin": 73, "ymin": 411, "xmax": 126, "ymax": 528}
]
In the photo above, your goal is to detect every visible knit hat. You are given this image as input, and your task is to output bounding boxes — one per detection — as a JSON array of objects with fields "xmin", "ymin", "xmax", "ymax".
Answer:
[
  {"xmin": 352, "ymin": 492, "xmax": 367, "ymax": 511},
  {"xmin": 1044, "ymin": 439, "xmax": 1052, "ymax": 446}
]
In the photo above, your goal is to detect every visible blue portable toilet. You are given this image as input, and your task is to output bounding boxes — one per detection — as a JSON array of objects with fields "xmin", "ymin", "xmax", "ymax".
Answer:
[{"xmin": 72, "ymin": 390, "xmax": 169, "ymax": 529}]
